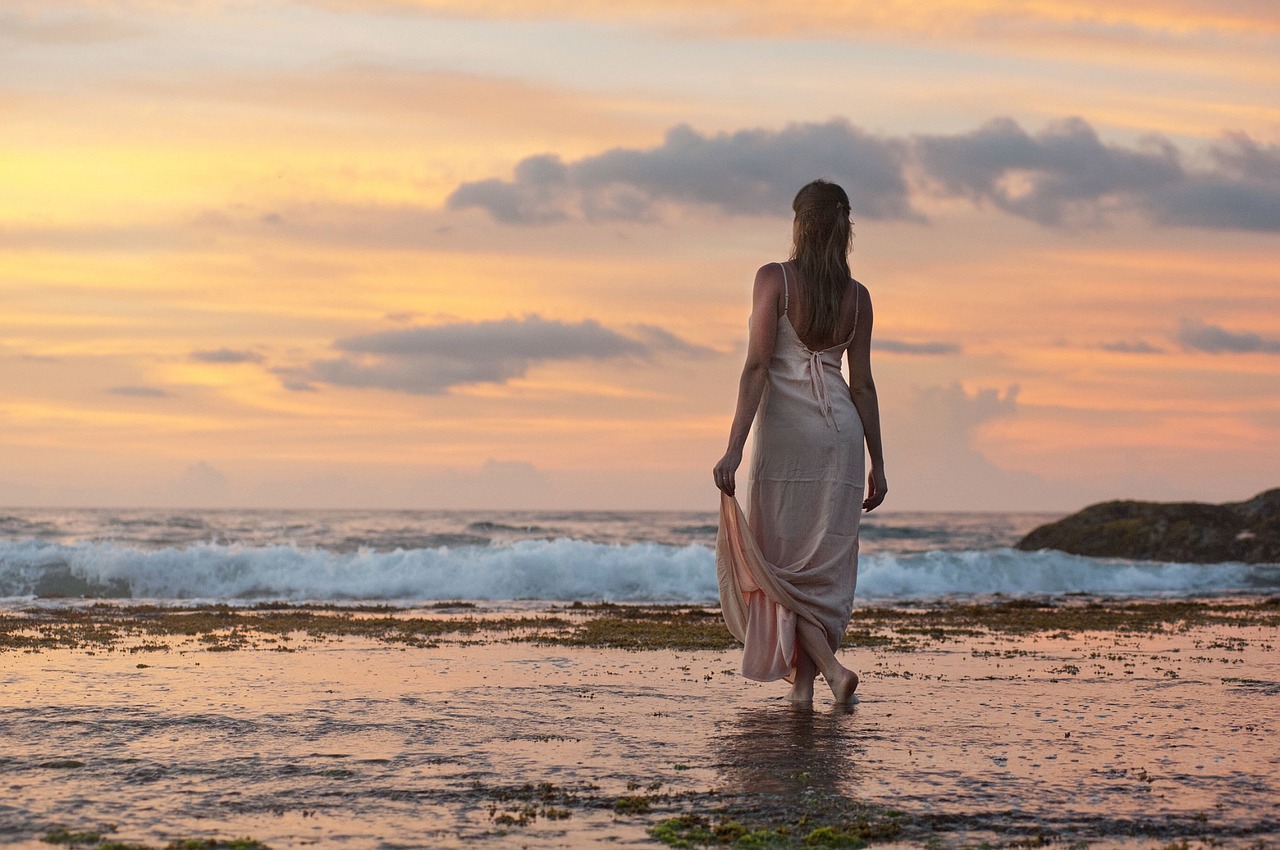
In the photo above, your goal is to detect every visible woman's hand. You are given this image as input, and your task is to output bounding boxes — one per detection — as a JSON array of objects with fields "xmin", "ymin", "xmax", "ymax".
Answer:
[
  {"xmin": 713, "ymin": 448, "xmax": 743, "ymax": 497},
  {"xmin": 862, "ymin": 468, "xmax": 888, "ymax": 512}
]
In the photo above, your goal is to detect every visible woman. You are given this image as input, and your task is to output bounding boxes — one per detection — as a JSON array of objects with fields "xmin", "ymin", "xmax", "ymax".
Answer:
[{"xmin": 713, "ymin": 179, "xmax": 887, "ymax": 706}]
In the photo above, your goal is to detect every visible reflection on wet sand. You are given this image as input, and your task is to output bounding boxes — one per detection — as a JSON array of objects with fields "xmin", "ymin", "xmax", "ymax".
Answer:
[
  {"xmin": 1, "ymin": 601, "xmax": 1278, "ymax": 848},
  {"xmin": 712, "ymin": 704, "xmax": 865, "ymax": 800}
]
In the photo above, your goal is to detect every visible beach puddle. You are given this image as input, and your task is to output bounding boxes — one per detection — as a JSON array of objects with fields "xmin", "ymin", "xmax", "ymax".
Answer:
[{"xmin": 0, "ymin": 599, "xmax": 1276, "ymax": 848}]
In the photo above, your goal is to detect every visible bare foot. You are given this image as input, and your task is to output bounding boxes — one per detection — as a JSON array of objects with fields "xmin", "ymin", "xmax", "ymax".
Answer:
[
  {"xmin": 786, "ymin": 678, "xmax": 815, "ymax": 704},
  {"xmin": 828, "ymin": 667, "xmax": 859, "ymax": 705}
]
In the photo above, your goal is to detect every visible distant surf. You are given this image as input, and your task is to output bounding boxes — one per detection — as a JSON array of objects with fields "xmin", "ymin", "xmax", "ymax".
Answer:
[{"xmin": 2, "ymin": 537, "xmax": 1277, "ymax": 604}]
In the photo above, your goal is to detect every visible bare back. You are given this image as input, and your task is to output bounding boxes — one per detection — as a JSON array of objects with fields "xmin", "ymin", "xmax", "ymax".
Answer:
[{"xmin": 776, "ymin": 260, "xmax": 861, "ymax": 352}]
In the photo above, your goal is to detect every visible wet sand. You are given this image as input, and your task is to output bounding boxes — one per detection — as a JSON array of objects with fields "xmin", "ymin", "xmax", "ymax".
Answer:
[{"xmin": 0, "ymin": 598, "xmax": 1277, "ymax": 849}]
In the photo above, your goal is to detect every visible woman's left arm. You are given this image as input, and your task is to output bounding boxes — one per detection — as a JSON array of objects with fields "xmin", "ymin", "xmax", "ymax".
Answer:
[{"xmin": 846, "ymin": 285, "xmax": 888, "ymax": 511}]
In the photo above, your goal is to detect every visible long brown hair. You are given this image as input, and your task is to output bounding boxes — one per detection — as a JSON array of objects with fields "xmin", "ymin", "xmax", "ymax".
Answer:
[{"xmin": 789, "ymin": 179, "xmax": 852, "ymax": 344}]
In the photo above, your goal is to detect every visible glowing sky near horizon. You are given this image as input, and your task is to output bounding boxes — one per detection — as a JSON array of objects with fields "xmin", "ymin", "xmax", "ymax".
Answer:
[{"xmin": 1, "ymin": 0, "xmax": 1278, "ymax": 510}]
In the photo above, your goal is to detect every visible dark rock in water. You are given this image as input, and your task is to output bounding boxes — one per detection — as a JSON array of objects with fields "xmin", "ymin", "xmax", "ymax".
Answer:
[{"xmin": 1017, "ymin": 489, "xmax": 1280, "ymax": 563}]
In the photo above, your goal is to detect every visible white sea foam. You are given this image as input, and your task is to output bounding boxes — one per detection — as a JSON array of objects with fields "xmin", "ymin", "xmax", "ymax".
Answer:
[
  {"xmin": 0, "ymin": 538, "xmax": 715, "ymax": 602},
  {"xmin": 858, "ymin": 549, "xmax": 1279, "ymax": 598},
  {"xmin": 0, "ymin": 538, "xmax": 1276, "ymax": 603}
]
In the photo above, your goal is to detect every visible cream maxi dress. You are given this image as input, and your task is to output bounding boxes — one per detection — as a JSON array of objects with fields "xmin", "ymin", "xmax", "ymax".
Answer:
[{"xmin": 716, "ymin": 262, "xmax": 865, "ymax": 682}]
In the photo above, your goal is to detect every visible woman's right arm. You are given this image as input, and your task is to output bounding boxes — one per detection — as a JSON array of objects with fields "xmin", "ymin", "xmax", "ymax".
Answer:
[
  {"xmin": 846, "ymin": 285, "xmax": 888, "ymax": 511},
  {"xmin": 713, "ymin": 265, "xmax": 783, "ymax": 497}
]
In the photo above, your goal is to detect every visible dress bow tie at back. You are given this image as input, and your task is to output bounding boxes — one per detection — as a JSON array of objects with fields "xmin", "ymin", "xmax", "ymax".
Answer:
[{"xmin": 805, "ymin": 350, "xmax": 839, "ymax": 431}]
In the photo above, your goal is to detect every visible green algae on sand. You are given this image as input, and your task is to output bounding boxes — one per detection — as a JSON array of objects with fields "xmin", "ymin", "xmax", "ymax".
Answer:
[
  {"xmin": 647, "ymin": 800, "xmax": 909, "ymax": 849},
  {"xmin": 0, "ymin": 604, "xmax": 570, "ymax": 652},
  {"xmin": 43, "ymin": 831, "xmax": 269, "ymax": 850},
  {"xmin": 4, "ymin": 598, "xmax": 1278, "ymax": 655}
]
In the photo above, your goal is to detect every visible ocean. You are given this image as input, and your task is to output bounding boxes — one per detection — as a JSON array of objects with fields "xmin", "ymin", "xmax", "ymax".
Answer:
[
  {"xmin": 2, "ymin": 507, "xmax": 1277, "ymax": 604},
  {"xmin": 4, "ymin": 509, "xmax": 1279, "ymax": 849}
]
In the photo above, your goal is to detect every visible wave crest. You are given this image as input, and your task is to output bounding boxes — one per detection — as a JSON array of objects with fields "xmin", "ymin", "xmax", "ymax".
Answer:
[{"xmin": 0, "ymin": 539, "xmax": 1275, "ymax": 603}]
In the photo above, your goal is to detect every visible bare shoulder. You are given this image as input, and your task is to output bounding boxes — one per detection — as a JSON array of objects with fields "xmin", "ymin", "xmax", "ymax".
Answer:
[
  {"xmin": 852, "ymin": 278, "xmax": 873, "ymax": 308},
  {"xmin": 752, "ymin": 262, "xmax": 786, "ymax": 303},
  {"xmin": 754, "ymin": 262, "xmax": 785, "ymax": 286}
]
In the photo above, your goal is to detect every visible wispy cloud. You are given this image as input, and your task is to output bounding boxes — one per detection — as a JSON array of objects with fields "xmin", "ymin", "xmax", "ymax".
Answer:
[
  {"xmin": 307, "ymin": 1, "xmax": 1280, "ymax": 41},
  {"xmin": 282, "ymin": 315, "xmax": 715, "ymax": 395},
  {"xmin": 1101, "ymin": 339, "xmax": 1164, "ymax": 354},
  {"xmin": 107, "ymin": 385, "xmax": 169, "ymax": 398},
  {"xmin": 190, "ymin": 348, "xmax": 263, "ymax": 364},
  {"xmin": 0, "ymin": 8, "xmax": 145, "ymax": 46},
  {"xmin": 875, "ymin": 339, "xmax": 962, "ymax": 356},
  {"xmin": 1176, "ymin": 319, "xmax": 1280, "ymax": 354},
  {"xmin": 117, "ymin": 65, "xmax": 670, "ymax": 140}
]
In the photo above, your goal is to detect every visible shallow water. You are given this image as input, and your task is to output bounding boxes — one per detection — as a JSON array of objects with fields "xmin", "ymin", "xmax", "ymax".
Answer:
[{"xmin": 0, "ymin": 605, "xmax": 1276, "ymax": 848}]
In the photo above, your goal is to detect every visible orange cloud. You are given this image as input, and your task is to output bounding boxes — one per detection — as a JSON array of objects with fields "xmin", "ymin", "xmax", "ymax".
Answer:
[
  {"xmin": 314, "ymin": 0, "xmax": 1280, "ymax": 36},
  {"xmin": 115, "ymin": 65, "xmax": 682, "ymax": 153}
]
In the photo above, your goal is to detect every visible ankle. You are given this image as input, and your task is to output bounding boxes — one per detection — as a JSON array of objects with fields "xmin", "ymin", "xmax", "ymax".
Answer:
[{"xmin": 824, "ymin": 665, "xmax": 851, "ymax": 685}]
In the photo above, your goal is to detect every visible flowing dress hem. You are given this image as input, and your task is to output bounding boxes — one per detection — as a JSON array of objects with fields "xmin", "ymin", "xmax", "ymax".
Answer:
[{"xmin": 716, "ymin": 492, "xmax": 831, "ymax": 683}]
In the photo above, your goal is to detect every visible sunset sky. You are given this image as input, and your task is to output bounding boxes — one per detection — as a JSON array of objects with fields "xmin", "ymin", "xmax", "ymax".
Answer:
[{"xmin": 2, "ymin": 0, "xmax": 1278, "ymax": 511}]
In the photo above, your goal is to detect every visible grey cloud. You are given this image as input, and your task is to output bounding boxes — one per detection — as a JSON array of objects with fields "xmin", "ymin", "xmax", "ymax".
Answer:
[
  {"xmin": 1176, "ymin": 319, "xmax": 1280, "ymax": 354},
  {"xmin": 916, "ymin": 118, "xmax": 1280, "ymax": 231},
  {"xmin": 108, "ymin": 385, "xmax": 169, "ymax": 398},
  {"xmin": 288, "ymin": 315, "xmax": 714, "ymax": 394},
  {"xmin": 448, "ymin": 155, "xmax": 572, "ymax": 224},
  {"xmin": 1144, "ymin": 134, "xmax": 1280, "ymax": 232},
  {"xmin": 190, "ymin": 348, "xmax": 263, "ymax": 364},
  {"xmin": 1147, "ymin": 179, "xmax": 1280, "ymax": 232},
  {"xmin": 302, "ymin": 354, "xmax": 510, "ymax": 395},
  {"xmin": 1101, "ymin": 340, "xmax": 1164, "ymax": 354},
  {"xmin": 1210, "ymin": 132, "xmax": 1280, "ymax": 184},
  {"xmin": 915, "ymin": 117, "xmax": 1183, "ymax": 226},
  {"xmin": 448, "ymin": 117, "xmax": 1280, "ymax": 233},
  {"xmin": 337, "ymin": 315, "xmax": 648, "ymax": 359},
  {"xmin": 875, "ymin": 339, "xmax": 962, "ymax": 355},
  {"xmin": 448, "ymin": 120, "xmax": 915, "ymax": 224}
]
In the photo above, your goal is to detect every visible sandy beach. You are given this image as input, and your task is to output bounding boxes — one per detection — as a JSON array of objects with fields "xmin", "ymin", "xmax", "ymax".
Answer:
[{"xmin": 1, "ymin": 598, "xmax": 1277, "ymax": 849}]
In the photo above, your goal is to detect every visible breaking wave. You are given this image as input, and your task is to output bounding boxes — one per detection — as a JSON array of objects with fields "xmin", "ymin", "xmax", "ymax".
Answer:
[{"xmin": 1, "ymin": 538, "xmax": 1277, "ymax": 604}]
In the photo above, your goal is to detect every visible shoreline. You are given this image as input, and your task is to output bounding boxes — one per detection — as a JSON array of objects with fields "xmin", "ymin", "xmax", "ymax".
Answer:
[
  {"xmin": 2, "ymin": 597, "xmax": 1277, "ymax": 849},
  {"xmin": 4, "ymin": 595, "xmax": 1279, "ymax": 653}
]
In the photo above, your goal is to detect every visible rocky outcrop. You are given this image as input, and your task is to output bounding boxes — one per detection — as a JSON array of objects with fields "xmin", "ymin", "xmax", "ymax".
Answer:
[{"xmin": 1016, "ymin": 489, "xmax": 1280, "ymax": 563}]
